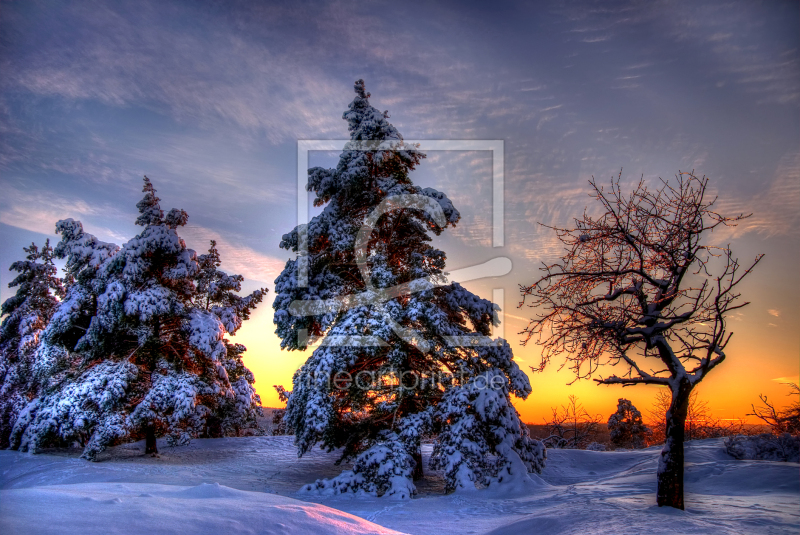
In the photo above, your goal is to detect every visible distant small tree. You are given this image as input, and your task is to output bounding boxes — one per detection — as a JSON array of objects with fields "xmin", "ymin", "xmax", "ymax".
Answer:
[
  {"xmin": 269, "ymin": 385, "xmax": 291, "ymax": 436},
  {"xmin": 543, "ymin": 394, "xmax": 602, "ymax": 449},
  {"xmin": 647, "ymin": 389, "xmax": 746, "ymax": 444},
  {"xmin": 749, "ymin": 383, "xmax": 800, "ymax": 435},
  {"xmin": 608, "ymin": 398, "xmax": 648, "ymax": 449},
  {"xmin": 520, "ymin": 171, "xmax": 762, "ymax": 509},
  {"xmin": 726, "ymin": 385, "xmax": 799, "ymax": 463},
  {"xmin": 648, "ymin": 390, "xmax": 710, "ymax": 444},
  {"xmin": 726, "ymin": 386, "xmax": 800, "ymax": 462}
]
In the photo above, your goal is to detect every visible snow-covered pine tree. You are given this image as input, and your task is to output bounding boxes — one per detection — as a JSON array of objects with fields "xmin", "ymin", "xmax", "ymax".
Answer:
[
  {"xmin": 194, "ymin": 240, "xmax": 266, "ymax": 437},
  {"xmin": 608, "ymin": 398, "xmax": 648, "ymax": 449},
  {"xmin": 5, "ymin": 177, "xmax": 266, "ymax": 459},
  {"xmin": 274, "ymin": 80, "xmax": 544, "ymax": 497},
  {"xmin": 0, "ymin": 241, "xmax": 64, "ymax": 447}
]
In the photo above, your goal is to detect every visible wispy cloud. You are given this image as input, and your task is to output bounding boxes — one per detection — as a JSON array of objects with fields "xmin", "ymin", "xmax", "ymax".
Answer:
[
  {"xmin": 1, "ymin": 1, "xmax": 537, "ymax": 147},
  {"xmin": 0, "ymin": 183, "xmax": 286, "ymax": 285},
  {"xmin": 179, "ymin": 225, "xmax": 286, "ymax": 286},
  {"xmin": 772, "ymin": 376, "xmax": 799, "ymax": 385},
  {"xmin": 661, "ymin": 1, "xmax": 800, "ymax": 105},
  {"xmin": 0, "ymin": 185, "xmax": 129, "ymax": 243},
  {"xmin": 4, "ymin": 4, "xmax": 346, "ymax": 143},
  {"xmin": 712, "ymin": 150, "xmax": 800, "ymax": 239}
]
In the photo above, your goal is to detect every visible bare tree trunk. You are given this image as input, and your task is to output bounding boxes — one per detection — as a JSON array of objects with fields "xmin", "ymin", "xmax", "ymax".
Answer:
[
  {"xmin": 412, "ymin": 450, "xmax": 424, "ymax": 480},
  {"xmin": 205, "ymin": 415, "xmax": 222, "ymax": 438},
  {"xmin": 145, "ymin": 425, "xmax": 158, "ymax": 455},
  {"xmin": 657, "ymin": 380, "xmax": 692, "ymax": 509}
]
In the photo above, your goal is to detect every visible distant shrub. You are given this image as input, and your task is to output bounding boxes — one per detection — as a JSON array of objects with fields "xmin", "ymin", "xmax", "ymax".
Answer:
[
  {"xmin": 749, "ymin": 383, "xmax": 800, "ymax": 435},
  {"xmin": 725, "ymin": 433, "xmax": 799, "ymax": 462},
  {"xmin": 543, "ymin": 395, "xmax": 603, "ymax": 449},
  {"xmin": 608, "ymin": 398, "xmax": 648, "ymax": 449},
  {"xmin": 647, "ymin": 390, "xmax": 749, "ymax": 445},
  {"xmin": 585, "ymin": 442, "xmax": 606, "ymax": 451},
  {"xmin": 270, "ymin": 408, "xmax": 290, "ymax": 436}
]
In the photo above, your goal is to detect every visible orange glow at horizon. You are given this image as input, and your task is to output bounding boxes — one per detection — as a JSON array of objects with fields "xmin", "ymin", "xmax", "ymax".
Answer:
[
  {"xmin": 234, "ymin": 229, "xmax": 798, "ymax": 430},
  {"xmin": 236, "ymin": 300, "xmax": 798, "ymax": 427}
]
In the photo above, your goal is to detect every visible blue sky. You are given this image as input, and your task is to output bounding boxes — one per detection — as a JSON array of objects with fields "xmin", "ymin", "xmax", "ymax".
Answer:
[{"xmin": 1, "ymin": 0, "xmax": 798, "ymax": 418}]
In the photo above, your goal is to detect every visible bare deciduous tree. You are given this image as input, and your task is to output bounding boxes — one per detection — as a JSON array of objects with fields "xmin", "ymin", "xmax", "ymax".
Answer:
[
  {"xmin": 647, "ymin": 389, "xmax": 747, "ymax": 444},
  {"xmin": 542, "ymin": 395, "xmax": 602, "ymax": 449},
  {"xmin": 519, "ymin": 171, "xmax": 762, "ymax": 509}
]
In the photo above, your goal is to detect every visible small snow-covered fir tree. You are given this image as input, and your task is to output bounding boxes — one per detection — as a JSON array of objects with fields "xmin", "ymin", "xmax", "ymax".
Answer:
[
  {"xmin": 194, "ymin": 240, "xmax": 266, "ymax": 437},
  {"xmin": 608, "ymin": 398, "xmax": 648, "ymax": 449},
  {"xmin": 4, "ymin": 177, "xmax": 266, "ymax": 459},
  {"xmin": 0, "ymin": 241, "xmax": 64, "ymax": 447},
  {"xmin": 273, "ymin": 80, "xmax": 544, "ymax": 497}
]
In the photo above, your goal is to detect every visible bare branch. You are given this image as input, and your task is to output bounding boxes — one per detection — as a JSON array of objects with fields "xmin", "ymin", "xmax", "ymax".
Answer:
[{"xmin": 519, "ymin": 171, "xmax": 762, "ymax": 390}]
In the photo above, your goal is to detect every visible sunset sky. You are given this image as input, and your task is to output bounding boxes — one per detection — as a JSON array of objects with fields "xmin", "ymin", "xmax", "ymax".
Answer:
[{"xmin": 1, "ymin": 0, "xmax": 797, "ymax": 424}]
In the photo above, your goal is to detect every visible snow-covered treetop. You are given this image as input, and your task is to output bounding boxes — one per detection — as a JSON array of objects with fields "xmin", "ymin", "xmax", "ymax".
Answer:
[
  {"xmin": 45, "ymin": 177, "xmax": 266, "ymax": 361},
  {"xmin": 135, "ymin": 176, "xmax": 164, "ymax": 227},
  {"xmin": 53, "ymin": 219, "xmax": 119, "ymax": 279},
  {"xmin": 275, "ymin": 80, "xmax": 464, "ymax": 353},
  {"xmin": 196, "ymin": 240, "xmax": 266, "ymax": 335},
  {"xmin": 300, "ymin": 79, "xmax": 434, "ymax": 211},
  {"xmin": 344, "ymin": 79, "xmax": 404, "ymax": 143},
  {"xmin": 134, "ymin": 176, "xmax": 189, "ymax": 229},
  {"xmin": 608, "ymin": 398, "xmax": 645, "ymax": 425},
  {"xmin": 1, "ymin": 240, "xmax": 64, "ymax": 351}
]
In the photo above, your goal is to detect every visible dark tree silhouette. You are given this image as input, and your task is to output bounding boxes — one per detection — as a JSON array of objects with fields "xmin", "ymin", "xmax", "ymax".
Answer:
[
  {"xmin": 750, "ymin": 383, "xmax": 800, "ymax": 435},
  {"xmin": 542, "ymin": 394, "xmax": 602, "ymax": 449},
  {"xmin": 647, "ymin": 388, "xmax": 745, "ymax": 444},
  {"xmin": 519, "ymin": 171, "xmax": 762, "ymax": 509},
  {"xmin": 608, "ymin": 398, "xmax": 649, "ymax": 449}
]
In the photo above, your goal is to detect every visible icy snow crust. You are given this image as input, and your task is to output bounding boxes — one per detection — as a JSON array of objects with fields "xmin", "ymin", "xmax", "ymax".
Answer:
[{"xmin": 1, "ymin": 436, "xmax": 797, "ymax": 534}]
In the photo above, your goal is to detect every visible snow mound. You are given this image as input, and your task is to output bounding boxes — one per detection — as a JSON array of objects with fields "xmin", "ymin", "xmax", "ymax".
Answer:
[
  {"xmin": 1, "ymin": 437, "xmax": 797, "ymax": 535},
  {"xmin": 0, "ymin": 482, "xmax": 406, "ymax": 535},
  {"xmin": 171, "ymin": 481, "xmax": 245, "ymax": 499}
]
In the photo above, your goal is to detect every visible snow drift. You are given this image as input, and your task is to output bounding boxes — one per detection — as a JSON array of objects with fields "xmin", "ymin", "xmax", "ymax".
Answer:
[{"xmin": 1, "ymin": 435, "xmax": 797, "ymax": 534}]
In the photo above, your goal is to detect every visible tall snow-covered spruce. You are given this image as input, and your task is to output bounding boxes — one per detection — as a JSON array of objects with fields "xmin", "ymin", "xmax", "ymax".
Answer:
[
  {"xmin": 0, "ymin": 177, "xmax": 266, "ymax": 459},
  {"xmin": 273, "ymin": 80, "xmax": 544, "ymax": 497}
]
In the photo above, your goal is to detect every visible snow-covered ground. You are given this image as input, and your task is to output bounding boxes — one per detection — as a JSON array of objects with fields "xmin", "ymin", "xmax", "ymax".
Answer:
[{"xmin": 1, "ymin": 436, "xmax": 797, "ymax": 534}]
